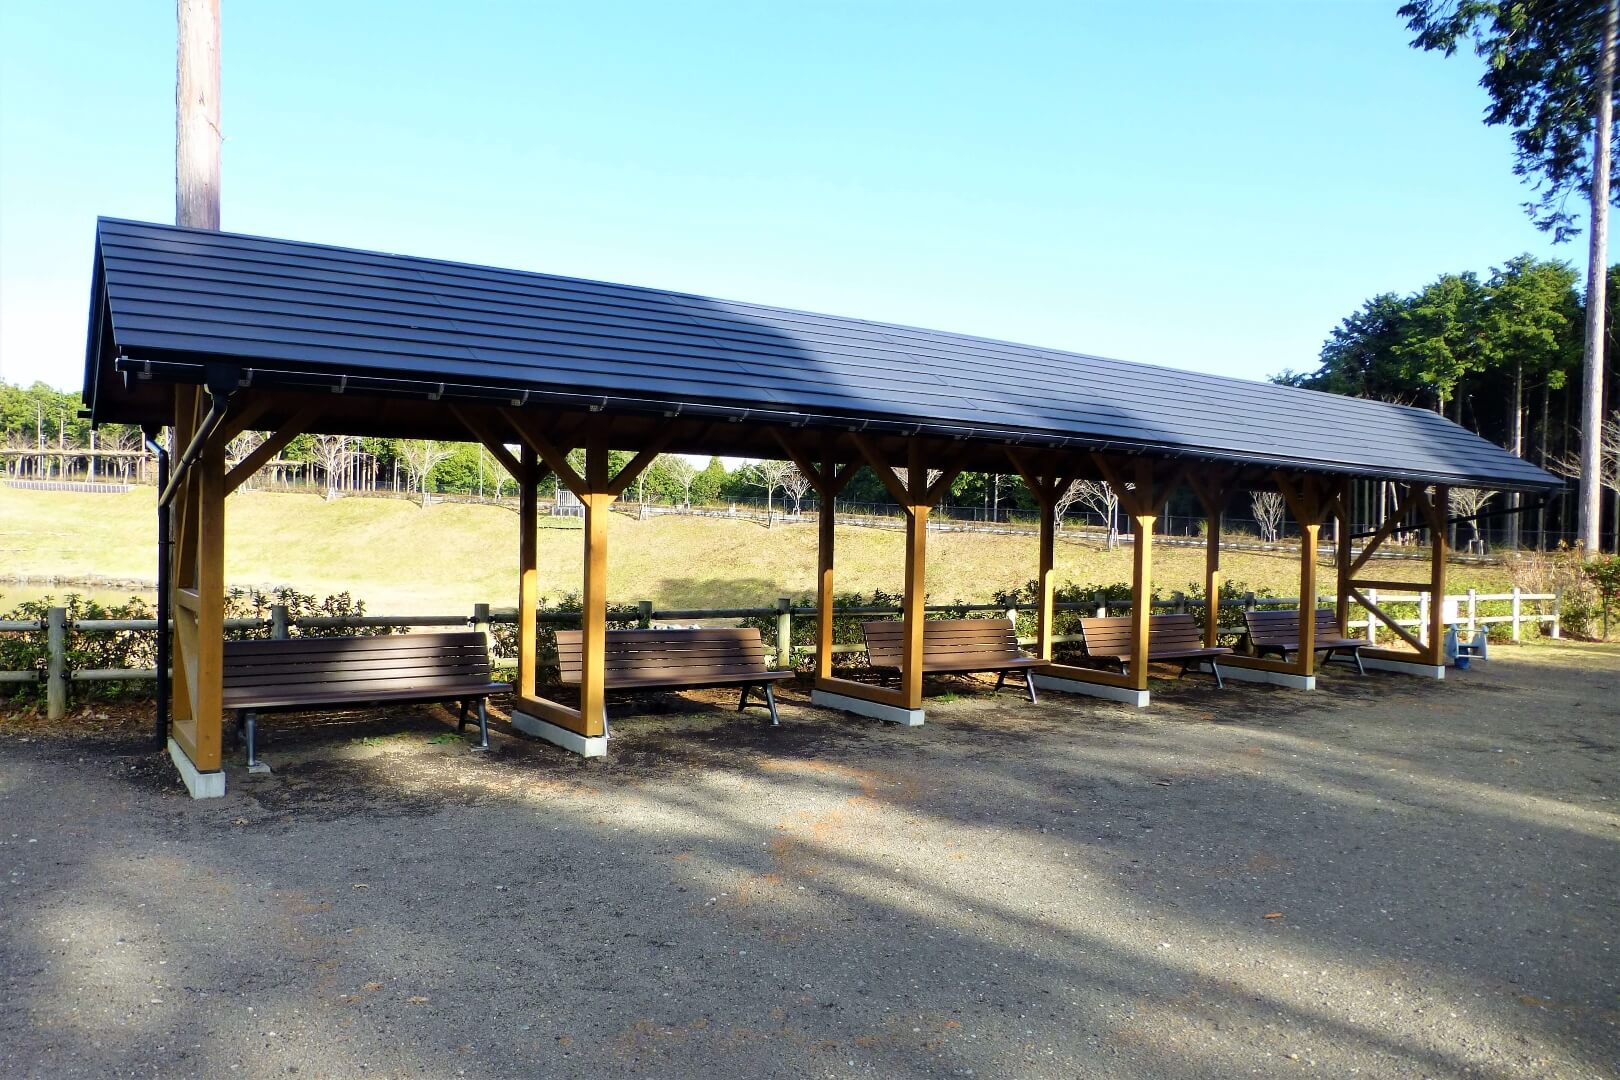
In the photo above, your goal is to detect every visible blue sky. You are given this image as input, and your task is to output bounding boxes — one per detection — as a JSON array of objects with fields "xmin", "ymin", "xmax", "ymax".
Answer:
[{"xmin": 0, "ymin": 0, "xmax": 1584, "ymax": 394}]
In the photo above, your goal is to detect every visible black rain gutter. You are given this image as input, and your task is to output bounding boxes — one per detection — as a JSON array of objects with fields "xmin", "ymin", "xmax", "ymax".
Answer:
[
  {"xmin": 113, "ymin": 355, "xmax": 1563, "ymax": 496},
  {"xmin": 141, "ymin": 425, "xmax": 170, "ymax": 749},
  {"xmin": 154, "ymin": 363, "xmax": 238, "ymax": 510}
]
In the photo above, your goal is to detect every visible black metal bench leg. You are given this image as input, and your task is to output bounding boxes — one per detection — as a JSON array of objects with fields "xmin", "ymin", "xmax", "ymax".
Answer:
[
  {"xmin": 1024, "ymin": 669, "xmax": 1038, "ymax": 704},
  {"xmin": 1211, "ymin": 659, "xmax": 1225, "ymax": 689},
  {"xmin": 738, "ymin": 684, "xmax": 752, "ymax": 711},
  {"xmin": 472, "ymin": 697, "xmax": 490, "ymax": 751},
  {"xmin": 763, "ymin": 684, "xmax": 781, "ymax": 727},
  {"xmin": 994, "ymin": 670, "xmax": 1007, "ymax": 693},
  {"xmin": 457, "ymin": 698, "xmax": 469, "ymax": 733}
]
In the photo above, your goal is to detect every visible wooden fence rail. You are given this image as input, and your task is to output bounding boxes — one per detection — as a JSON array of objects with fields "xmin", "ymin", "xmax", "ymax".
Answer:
[{"xmin": 1, "ymin": 589, "xmax": 1561, "ymax": 719}]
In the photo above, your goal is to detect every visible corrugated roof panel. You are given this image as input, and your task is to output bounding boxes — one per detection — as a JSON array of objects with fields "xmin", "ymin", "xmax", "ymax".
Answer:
[{"xmin": 85, "ymin": 217, "xmax": 1560, "ymax": 491}]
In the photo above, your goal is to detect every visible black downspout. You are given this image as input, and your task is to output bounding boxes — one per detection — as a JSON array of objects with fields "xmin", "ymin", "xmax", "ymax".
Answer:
[{"xmin": 142, "ymin": 425, "xmax": 170, "ymax": 750}]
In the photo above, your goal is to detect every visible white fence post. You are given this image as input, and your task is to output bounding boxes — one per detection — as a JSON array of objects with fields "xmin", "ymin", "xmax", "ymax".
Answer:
[
  {"xmin": 1466, "ymin": 588, "xmax": 1477, "ymax": 636},
  {"xmin": 1418, "ymin": 592, "xmax": 1430, "ymax": 645},
  {"xmin": 1366, "ymin": 588, "xmax": 1377, "ymax": 645},
  {"xmin": 1510, "ymin": 587, "xmax": 1522, "ymax": 643},
  {"xmin": 1552, "ymin": 588, "xmax": 1562, "ymax": 639}
]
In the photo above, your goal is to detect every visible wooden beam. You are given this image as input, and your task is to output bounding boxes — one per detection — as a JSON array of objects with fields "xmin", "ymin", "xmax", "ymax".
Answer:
[
  {"xmin": 1128, "ymin": 507, "xmax": 1154, "ymax": 691},
  {"xmin": 216, "ymin": 395, "xmax": 273, "ymax": 447},
  {"xmin": 606, "ymin": 431, "xmax": 675, "ymax": 497},
  {"xmin": 224, "ymin": 404, "xmax": 319, "ymax": 496},
  {"xmin": 1202, "ymin": 493, "xmax": 1222, "ymax": 648},
  {"xmin": 769, "ymin": 429, "xmax": 827, "ymax": 491},
  {"xmin": 1296, "ymin": 520, "xmax": 1320, "ymax": 677},
  {"xmin": 850, "ymin": 433, "xmax": 911, "ymax": 506},
  {"xmin": 924, "ymin": 465, "xmax": 963, "ymax": 508},
  {"xmin": 1036, "ymin": 494, "xmax": 1056, "ymax": 659},
  {"xmin": 450, "ymin": 404, "xmax": 525, "ymax": 481},
  {"xmin": 502, "ymin": 408, "xmax": 586, "ymax": 496},
  {"xmin": 189, "ymin": 424, "xmax": 227, "ymax": 771},
  {"xmin": 900, "ymin": 441, "xmax": 928, "ymax": 709},
  {"xmin": 1348, "ymin": 578, "xmax": 1433, "ymax": 593},
  {"xmin": 1349, "ymin": 588, "xmax": 1426, "ymax": 652},
  {"xmin": 815, "ymin": 446, "xmax": 839, "ymax": 681}
]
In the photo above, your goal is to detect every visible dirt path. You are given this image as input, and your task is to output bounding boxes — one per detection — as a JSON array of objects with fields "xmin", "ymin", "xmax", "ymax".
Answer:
[{"xmin": 2, "ymin": 643, "xmax": 1616, "ymax": 1078}]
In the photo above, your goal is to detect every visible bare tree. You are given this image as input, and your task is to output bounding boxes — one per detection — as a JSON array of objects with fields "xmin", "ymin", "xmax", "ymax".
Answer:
[
  {"xmin": 397, "ymin": 439, "xmax": 455, "ymax": 508},
  {"xmin": 1062, "ymin": 479, "xmax": 1121, "ymax": 548},
  {"xmin": 660, "ymin": 454, "xmax": 697, "ymax": 508},
  {"xmin": 1447, "ymin": 487, "xmax": 1498, "ymax": 553},
  {"xmin": 1251, "ymin": 490, "xmax": 1286, "ymax": 543},
  {"xmin": 1553, "ymin": 411, "xmax": 1620, "ymax": 553},
  {"xmin": 225, "ymin": 429, "xmax": 265, "ymax": 491},
  {"xmin": 781, "ymin": 465, "xmax": 813, "ymax": 517},
  {"xmin": 311, "ymin": 435, "xmax": 350, "ymax": 500},
  {"xmin": 746, "ymin": 459, "xmax": 793, "ymax": 525}
]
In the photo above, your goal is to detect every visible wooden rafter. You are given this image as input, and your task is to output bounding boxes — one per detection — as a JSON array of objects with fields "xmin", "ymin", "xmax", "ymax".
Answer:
[
  {"xmin": 216, "ymin": 395, "xmax": 274, "ymax": 447},
  {"xmin": 502, "ymin": 409, "xmax": 587, "ymax": 495},
  {"xmin": 1350, "ymin": 587, "xmax": 1426, "ymax": 652},
  {"xmin": 224, "ymin": 403, "xmax": 320, "ymax": 495},
  {"xmin": 850, "ymin": 433, "xmax": 912, "ymax": 505},
  {"xmin": 449, "ymin": 404, "xmax": 527, "ymax": 482},
  {"xmin": 606, "ymin": 430, "xmax": 676, "ymax": 497}
]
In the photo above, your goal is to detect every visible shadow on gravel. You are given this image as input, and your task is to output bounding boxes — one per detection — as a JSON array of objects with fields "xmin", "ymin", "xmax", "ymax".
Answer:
[{"xmin": 3, "ymin": 647, "xmax": 1617, "ymax": 1078}]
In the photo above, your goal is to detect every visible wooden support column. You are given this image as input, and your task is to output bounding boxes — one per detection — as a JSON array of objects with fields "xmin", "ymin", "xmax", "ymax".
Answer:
[
  {"xmin": 167, "ymin": 385, "xmax": 227, "ymax": 782},
  {"xmin": 1189, "ymin": 473, "xmax": 1233, "ymax": 649},
  {"xmin": 1334, "ymin": 479, "xmax": 1352, "ymax": 635},
  {"xmin": 1425, "ymin": 485, "xmax": 1450, "ymax": 665},
  {"xmin": 769, "ymin": 431, "xmax": 858, "ymax": 683},
  {"xmin": 1005, "ymin": 450, "xmax": 1072, "ymax": 661},
  {"xmin": 517, "ymin": 445, "xmax": 539, "ymax": 700},
  {"xmin": 899, "ymin": 443, "xmax": 929, "ymax": 709},
  {"xmin": 1095, "ymin": 455, "xmax": 1175, "ymax": 694},
  {"xmin": 501, "ymin": 411, "xmax": 660, "ymax": 752},
  {"xmin": 1274, "ymin": 473, "xmax": 1332, "ymax": 678}
]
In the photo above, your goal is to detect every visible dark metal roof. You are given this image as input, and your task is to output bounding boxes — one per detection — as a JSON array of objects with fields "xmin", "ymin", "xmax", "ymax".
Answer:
[{"xmin": 84, "ymin": 217, "xmax": 1560, "ymax": 492}]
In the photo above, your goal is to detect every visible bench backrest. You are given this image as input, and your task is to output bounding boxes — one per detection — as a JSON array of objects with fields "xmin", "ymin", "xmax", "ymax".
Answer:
[
  {"xmin": 1077, "ymin": 613, "xmax": 1205, "ymax": 659},
  {"xmin": 1243, "ymin": 608, "xmax": 1342, "ymax": 646},
  {"xmin": 860, "ymin": 618, "xmax": 1023, "ymax": 668},
  {"xmin": 553, "ymin": 627, "xmax": 775, "ymax": 684},
  {"xmin": 222, "ymin": 631, "xmax": 494, "ymax": 698}
]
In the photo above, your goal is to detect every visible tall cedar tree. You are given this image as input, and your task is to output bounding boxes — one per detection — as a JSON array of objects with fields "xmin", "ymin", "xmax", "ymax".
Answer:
[{"xmin": 1400, "ymin": 0, "xmax": 1619, "ymax": 554}]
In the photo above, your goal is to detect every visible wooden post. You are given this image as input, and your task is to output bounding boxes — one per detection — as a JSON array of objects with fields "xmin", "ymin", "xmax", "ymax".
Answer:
[
  {"xmin": 517, "ymin": 446, "xmax": 539, "ymax": 700},
  {"xmin": 1335, "ymin": 480, "xmax": 1352, "ymax": 635},
  {"xmin": 579, "ymin": 442, "xmax": 612, "ymax": 739},
  {"xmin": 46, "ymin": 606, "xmax": 66, "ymax": 720},
  {"xmin": 817, "ymin": 488, "xmax": 837, "ymax": 680},
  {"xmin": 1297, "ymin": 520, "xmax": 1319, "ymax": 677},
  {"xmin": 1203, "ymin": 504, "xmax": 1222, "ymax": 647},
  {"xmin": 190, "ymin": 424, "xmax": 227, "ymax": 771},
  {"xmin": 472, "ymin": 602, "xmax": 493, "ymax": 658},
  {"xmin": 637, "ymin": 600, "xmax": 654, "ymax": 630},
  {"xmin": 776, "ymin": 597, "xmax": 793, "ymax": 669},
  {"xmin": 1427, "ymin": 486, "xmax": 1450, "ymax": 664},
  {"xmin": 270, "ymin": 604, "xmax": 289, "ymax": 640},
  {"xmin": 900, "ymin": 445, "xmax": 929, "ymax": 710},
  {"xmin": 176, "ymin": 0, "xmax": 222, "ymax": 230},
  {"xmin": 1129, "ymin": 507, "xmax": 1154, "ymax": 692},
  {"xmin": 1036, "ymin": 494, "xmax": 1056, "ymax": 659}
]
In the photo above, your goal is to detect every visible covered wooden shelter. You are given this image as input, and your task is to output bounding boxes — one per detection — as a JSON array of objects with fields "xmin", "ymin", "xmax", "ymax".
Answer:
[{"xmin": 82, "ymin": 218, "xmax": 1560, "ymax": 796}]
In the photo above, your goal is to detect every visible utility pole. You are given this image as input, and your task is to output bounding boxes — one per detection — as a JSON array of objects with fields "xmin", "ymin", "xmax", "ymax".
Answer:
[
  {"xmin": 1580, "ymin": 0, "xmax": 1618, "ymax": 556},
  {"xmin": 176, "ymin": 0, "xmax": 222, "ymax": 230}
]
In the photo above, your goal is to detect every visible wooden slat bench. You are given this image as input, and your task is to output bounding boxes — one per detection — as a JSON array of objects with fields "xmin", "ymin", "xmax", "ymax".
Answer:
[
  {"xmin": 1243, "ymin": 608, "xmax": 1369, "ymax": 674},
  {"xmin": 554, "ymin": 627, "xmax": 793, "ymax": 725},
  {"xmin": 1075, "ymin": 613, "xmax": 1232, "ymax": 687},
  {"xmin": 223, "ymin": 631, "xmax": 507, "ymax": 768},
  {"xmin": 860, "ymin": 618, "xmax": 1046, "ymax": 702}
]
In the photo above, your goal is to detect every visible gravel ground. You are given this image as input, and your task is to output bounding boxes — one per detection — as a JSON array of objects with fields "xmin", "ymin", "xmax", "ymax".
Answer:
[{"xmin": 1, "ymin": 643, "xmax": 1616, "ymax": 1079}]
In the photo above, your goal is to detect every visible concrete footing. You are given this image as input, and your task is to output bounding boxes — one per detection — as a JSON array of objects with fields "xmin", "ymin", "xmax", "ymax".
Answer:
[
  {"xmin": 1361, "ymin": 657, "xmax": 1447, "ymax": 680},
  {"xmin": 1204, "ymin": 664, "xmax": 1316, "ymax": 691},
  {"xmin": 810, "ymin": 689, "xmax": 925, "ymax": 726},
  {"xmin": 512, "ymin": 709, "xmax": 608, "ymax": 757},
  {"xmin": 167, "ymin": 738, "xmax": 225, "ymax": 799},
  {"xmin": 1032, "ymin": 674, "xmax": 1149, "ymax": 707}
]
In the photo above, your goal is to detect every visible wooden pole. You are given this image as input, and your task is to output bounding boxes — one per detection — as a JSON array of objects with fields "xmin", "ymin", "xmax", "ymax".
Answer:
[
  {"xmin": 1428, "ymin": 485, "xmax": 1450, "ymax": 664},
  {"xmin": 176, "ymin": 0, "xmax": 222, "ymax": 230},
  {"xmin": 1201, "ymin": 492, "xmax": 1222, "ymax": 648},
  {"xmin": 579, "ymin": 438, "xmax": 612, "ymax": 739},
  {"xmin": 1036, "ymin": 494, "xmax": 1056, "ymax": 659},
  {"xmin": 517, "ymin": 446, "xmax": 539, "ymax": 699},
  {"xmin": 816, "ymin": 479, "xmax": 837, "ymax": 681},
  {"xmin": 1297, "ymin": 520, "xmax": 1319, "ymax": 678},
  {"xmin": 1130, "ymin": 508, "xmax": 1154, "ymax": 692},
  {"xmin": 191, "ymin": 425, "xmax": 227, "ymax": 770},
  {"xmin": 900, "ymin": 444, "xmax": 928, "ymax": 710}
]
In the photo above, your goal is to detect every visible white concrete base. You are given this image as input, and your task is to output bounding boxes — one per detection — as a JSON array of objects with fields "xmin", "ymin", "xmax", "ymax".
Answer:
[
  {"xmin": 1361, "ymin": 657, "xmax": 1447, "ymax": 680},
  {"xmin": 1203, "ymin": 663, "xmax": 1316, "ymax": 691},
  {"xmin": 247, "ymin": 761, "xmax": 273, "ymax": 775},
  {"xmin": 167, "ymin": 738, "xmax": 226, "ymax": 799},
  {"xmin": 810, "ymin": 689, "xmax": 925, "ymax": 726},
  {"xmin": 1032, "ymin": 674, "xmax": 1149, "ymax": 708},
  {"xmin": 511, "ymin": 709, "xmax": 608, "ymax": 757}
]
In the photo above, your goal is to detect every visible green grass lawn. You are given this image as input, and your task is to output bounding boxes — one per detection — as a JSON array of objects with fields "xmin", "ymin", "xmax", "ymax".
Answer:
[{"xmin": 0, "ymin": 486, "xmax": 1517, "ymax": 614}]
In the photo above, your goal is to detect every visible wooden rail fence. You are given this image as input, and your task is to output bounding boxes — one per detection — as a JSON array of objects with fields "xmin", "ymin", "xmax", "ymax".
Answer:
[{"xmin": 1, "ymin": 589, "xmax": 1561, "ymax": 720}]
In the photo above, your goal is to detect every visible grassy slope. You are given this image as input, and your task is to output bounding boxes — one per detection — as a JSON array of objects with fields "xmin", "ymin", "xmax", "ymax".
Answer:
[{"xmin": 0, "ymin": 487, "xmax": 1515, "ymax": 613}]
